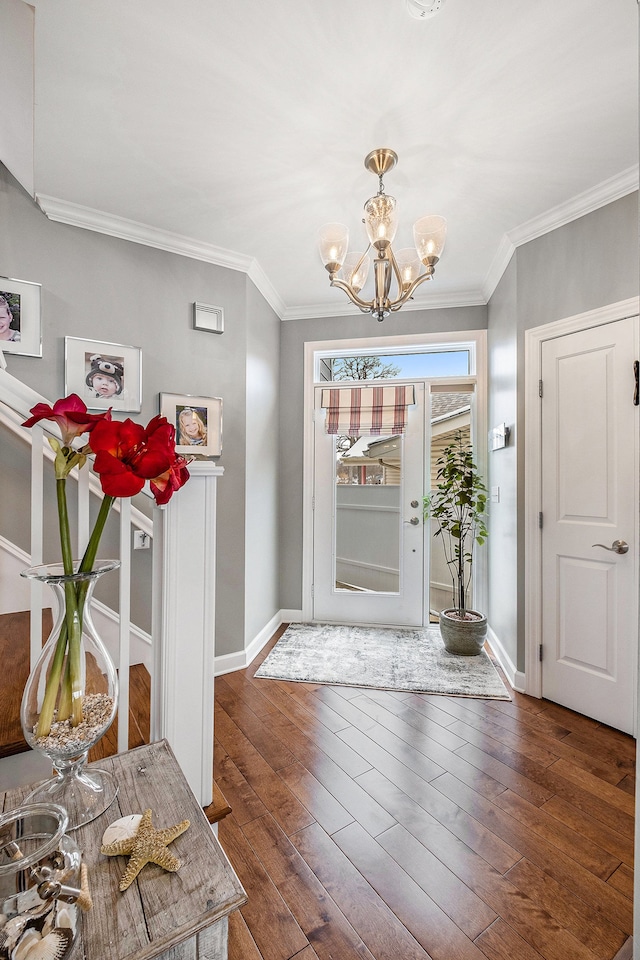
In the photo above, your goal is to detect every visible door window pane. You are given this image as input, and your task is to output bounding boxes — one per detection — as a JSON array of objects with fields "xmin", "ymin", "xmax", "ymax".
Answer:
[
  {"xmin": 429, "ymin": 392, "xmax": 474, "ymax": 617},
  {"xmin": 335, "ymin": 434, "xmax": 401, "ymax": 593}
]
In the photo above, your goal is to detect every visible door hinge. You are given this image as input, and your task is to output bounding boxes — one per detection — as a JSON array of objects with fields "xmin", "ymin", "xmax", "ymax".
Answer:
[
  {"xmin": 539, "ymin": 644, "xmax": 543, "ymax": 662},
  {"xmin": 312, "ymin": 496, "xmax": 315, "ymax": 511},
  {"xmin": 538, "ymin": 512, "xmax": 543, "ymax": 529},
  {"xmin": 538, "ymin": 379, "xmax": 543, "ymax": 398},
  {"xmin": 633, "ymin": 360, "xmax": 639, "ymax": 405}
]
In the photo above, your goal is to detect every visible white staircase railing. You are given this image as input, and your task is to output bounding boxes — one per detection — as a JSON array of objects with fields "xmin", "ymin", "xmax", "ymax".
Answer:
[{"xmin": 0, "ymin": 360, "xmax": 221, "ymax": 804}]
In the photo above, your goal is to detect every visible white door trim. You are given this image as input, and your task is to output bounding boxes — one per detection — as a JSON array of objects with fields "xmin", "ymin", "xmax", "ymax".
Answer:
[
  {"xmin": 302, "ymin": 329, "xmax": 487, "ymax": 624},
  {"xmin": 524, "ymin": 296, "xmax": 639, "ymax": 700}
]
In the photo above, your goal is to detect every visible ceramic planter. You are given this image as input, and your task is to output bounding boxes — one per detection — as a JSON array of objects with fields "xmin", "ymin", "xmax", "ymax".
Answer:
[{"xmin": 439, "ymin": 609, "xmax": 488, "ymax": 656}]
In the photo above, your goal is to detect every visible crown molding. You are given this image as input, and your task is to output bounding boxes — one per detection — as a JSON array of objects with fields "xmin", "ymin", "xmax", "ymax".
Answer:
[
  {"xmin": 507, "ymin": 165, "xmax": 639, "ymax": 249},
  {"xmin": 36, "ymin": 165, "xmax": 638, "ymax": 322},
  {"xmin": 35, "ymin": 193, "xmax": 286, "ymax": 318},
  {"xmin": 482, "ymin": 234, "xmax": 516, "ymax": 303},
  {"xmin": 281, "ymin": 288, "xmax": 487, "ymax": 321},
  {"xmin": 481, "ymin": 165, "xmax": 639, "ymax": 302}
]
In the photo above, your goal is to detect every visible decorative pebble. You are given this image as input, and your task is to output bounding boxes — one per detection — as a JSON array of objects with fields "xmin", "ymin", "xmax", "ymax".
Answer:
[
  {"xmin": 32, "ymin": 695, "xmax": 114, "ymax": 755},
  {"xmin": 101, "ymin": 815, "xmax": 142, "ymax": 848}
]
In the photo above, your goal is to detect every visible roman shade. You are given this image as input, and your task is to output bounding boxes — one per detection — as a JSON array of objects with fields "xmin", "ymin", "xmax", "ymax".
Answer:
[{"xmin": 320, "ymin": 384, "xmax": 416, "ymax": 435}]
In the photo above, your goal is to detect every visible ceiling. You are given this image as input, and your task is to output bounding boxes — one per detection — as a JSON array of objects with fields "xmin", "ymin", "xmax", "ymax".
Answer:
[{"xmin": 30, "ymin": 0, "xmax": 638, "ymax": 320}]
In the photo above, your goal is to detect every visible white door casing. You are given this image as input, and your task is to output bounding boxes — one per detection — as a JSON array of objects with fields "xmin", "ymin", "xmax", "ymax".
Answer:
[
  {"xmin": 312, "ymin": 382, "xmax": 425, "ymax": 626},
  {"xmin": 525, "ymin": 299, "xmax": 639, "ymax": 735}
]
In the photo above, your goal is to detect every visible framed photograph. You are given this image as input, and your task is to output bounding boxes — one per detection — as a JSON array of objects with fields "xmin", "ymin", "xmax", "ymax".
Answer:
[
  {"xmin": 160, "ymin": 392, "xmax": 223, "ymax": 457},
  {"xmin": 65, "ymin": 337, "xmax": 142, "ymax": 412},
  {"xmin": 0, "ymin": 276, "xmax": 42, "ymax": 357},
  {"xmin": 193, "ymin": 301, "xmax": 224, "ymax": 335}
]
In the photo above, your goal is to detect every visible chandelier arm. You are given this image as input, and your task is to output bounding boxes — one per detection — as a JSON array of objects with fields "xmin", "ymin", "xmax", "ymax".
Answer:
[
  {"xmin": 352, "ymin": 243, "xmax": 373, "ymax": 277},
  {"xmin": 329, "ymin": 278, "xmax": 373, "ymax": 312},
  {"xmin": 387, "ymin": 271, "xmax": 434, "ymax": 311},
  {"xmin": 388, "ymin": 246, "xmax": 406, "ymax": 291}
]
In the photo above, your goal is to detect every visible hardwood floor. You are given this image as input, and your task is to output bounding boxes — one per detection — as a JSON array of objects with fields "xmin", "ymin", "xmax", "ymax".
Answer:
[{"xmin": 216, "ymin": 627, "xmax": 635, "ymax": 960}]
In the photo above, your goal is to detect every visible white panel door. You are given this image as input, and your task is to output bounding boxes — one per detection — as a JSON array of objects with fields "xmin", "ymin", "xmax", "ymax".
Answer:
[
  {"xmin": 541, "ymin": 316, "xmax": 638, "ymax": 733},
  {"xmin": 313, "ymin": 383, "xmax": 425, "ymax": 626}
]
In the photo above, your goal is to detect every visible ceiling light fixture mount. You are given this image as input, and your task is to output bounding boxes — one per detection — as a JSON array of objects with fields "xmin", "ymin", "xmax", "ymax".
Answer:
[
  {"xmin": 406, "ymin": 0, "xmax": 448, "ymax": 21},
  {"xmin": 318, "ymin": 148, "xmax": 446, "ymax": 322}
]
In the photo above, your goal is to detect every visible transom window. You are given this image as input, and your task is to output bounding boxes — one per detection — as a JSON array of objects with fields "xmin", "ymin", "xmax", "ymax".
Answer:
[{"xmin": 318, "ymin": 350, "xmax": 470, "ymax": 382}]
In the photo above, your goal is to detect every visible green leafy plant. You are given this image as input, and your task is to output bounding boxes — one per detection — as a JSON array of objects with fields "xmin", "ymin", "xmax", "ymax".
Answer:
[{"xmin": 423, "ymin": 430, "xmax": 488, "ymax": 618}]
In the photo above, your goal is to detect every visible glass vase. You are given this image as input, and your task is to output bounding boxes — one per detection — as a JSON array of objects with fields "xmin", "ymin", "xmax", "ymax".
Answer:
[
  {"xmin": 0, "ymin": 803, "xmax": 83, "ymax": 960},
  {"xmin": 20, "ymin": 561, "xmax": 120, "ymax": 830}
]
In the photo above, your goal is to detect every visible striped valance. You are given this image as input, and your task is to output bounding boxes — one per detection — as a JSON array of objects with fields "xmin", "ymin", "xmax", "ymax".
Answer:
[{"xmin": 321, "ymin": 384, "xmax": 416, "ymax": 436}]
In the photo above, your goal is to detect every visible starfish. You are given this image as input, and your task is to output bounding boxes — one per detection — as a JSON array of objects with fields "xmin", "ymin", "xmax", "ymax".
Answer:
[{"xmin": 101, "ymin": 808, "xmax": 190, "ymax": 891}]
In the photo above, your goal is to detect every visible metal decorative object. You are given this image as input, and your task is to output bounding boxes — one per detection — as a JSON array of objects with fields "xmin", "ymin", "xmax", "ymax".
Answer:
[{"xmin": 318, "ymin": 149, "xmax": 447, "ymax": 321}]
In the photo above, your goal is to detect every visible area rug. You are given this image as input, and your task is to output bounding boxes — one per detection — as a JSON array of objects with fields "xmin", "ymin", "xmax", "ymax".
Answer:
[{"xmin": 255, "ymin": 622, "xmax": 511, "ymax": 700}]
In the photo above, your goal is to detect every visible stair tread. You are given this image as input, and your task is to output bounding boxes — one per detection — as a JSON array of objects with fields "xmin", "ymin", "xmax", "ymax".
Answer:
[{"xmin": 0, "ymin": 610, "xmax": 52, "ymax": 758}]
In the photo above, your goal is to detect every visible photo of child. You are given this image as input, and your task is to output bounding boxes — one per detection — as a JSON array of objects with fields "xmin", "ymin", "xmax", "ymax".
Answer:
[
  {"xmin": 177, "ymin": 406, "xmax": 208, "ymax": 446},
  {"xmin": 85, "ymin": 354, "xmax": 125, "ymax": 400},
  {"xmin": 0, "ymin": 292, "xmax": 21, "ymax": 342}
]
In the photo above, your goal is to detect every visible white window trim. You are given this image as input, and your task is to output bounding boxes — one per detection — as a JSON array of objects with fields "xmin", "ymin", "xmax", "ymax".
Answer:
[{"xmin": 303, "ymin": 329, "xmax": 487, "ymax": 623}]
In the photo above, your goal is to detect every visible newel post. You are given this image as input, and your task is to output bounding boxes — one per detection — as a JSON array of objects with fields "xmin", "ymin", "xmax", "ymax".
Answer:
[{"xmin": 151, "ymin": 462, "xmax": 223, "ymax": 805}]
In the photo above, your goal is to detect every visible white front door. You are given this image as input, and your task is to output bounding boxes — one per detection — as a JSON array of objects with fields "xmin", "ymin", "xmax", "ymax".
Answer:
[
  {"xmin": 540, "ymin": 316, "xmax": 639, "ymax": 734},
  {"xmin": 313, "ymin": 383, "xmax": 425, "ymax": 625}
]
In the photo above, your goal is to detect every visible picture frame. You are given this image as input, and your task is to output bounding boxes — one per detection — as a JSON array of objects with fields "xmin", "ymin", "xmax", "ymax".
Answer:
[
  {"xmin": 160, "ymin": 392, "xmax": 223, "ymax": 457},
  {"xmin": 0, "ymin": 276, "xmax": 42, "ymax": 357},
  {"xmin": 65, "ymin": 336, "xmax": 142, "ymax": 413},
  {"xmin": 193, "ymin": 301, "xmax": 224, "ymax": 335}
]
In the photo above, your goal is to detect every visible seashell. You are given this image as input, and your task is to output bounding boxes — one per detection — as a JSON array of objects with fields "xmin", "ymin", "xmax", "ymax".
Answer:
[
  {"xmin": 11, "ymin": 927, "xmax": 41, "ymax": 960},
  {"xmin": 2, "ymin": 915, "xmax": 31, "ymax": 952},
  {"xmin": 12, "ymin": 929, "xmax": 72, "ymax": 960},
  {"xmin": 40, "ymin": 904, "xmax": 56, "ymax": 938},
  {"xmin": 53, "ymin": 906, "xmax": 76, "ymax": 938},
  {"xmin": 101, "ymin": 814, "xmax": 141, "ymax": 848}
]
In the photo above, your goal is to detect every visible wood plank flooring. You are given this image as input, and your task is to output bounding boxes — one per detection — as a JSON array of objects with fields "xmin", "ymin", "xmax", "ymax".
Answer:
[{"xmin": 216, "ymin": 627, "xmax": 635, "ymax": 960}]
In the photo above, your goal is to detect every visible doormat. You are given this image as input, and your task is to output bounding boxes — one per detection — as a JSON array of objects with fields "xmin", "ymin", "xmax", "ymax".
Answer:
[{"xmin": 255, "ymin": 622, "xmax": 511, "ymax": 700}]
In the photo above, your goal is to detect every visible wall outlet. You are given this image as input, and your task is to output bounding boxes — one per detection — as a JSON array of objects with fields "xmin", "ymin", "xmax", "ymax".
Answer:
[{"xmin": 133, "ymin": 530, "xmax": 150, "ymax": 550}]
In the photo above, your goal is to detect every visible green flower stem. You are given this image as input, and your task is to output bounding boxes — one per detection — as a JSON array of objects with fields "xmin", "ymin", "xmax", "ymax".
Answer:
[{"xmin": 36, "ymin": 488, "xmax": 116, "ymax": 735}]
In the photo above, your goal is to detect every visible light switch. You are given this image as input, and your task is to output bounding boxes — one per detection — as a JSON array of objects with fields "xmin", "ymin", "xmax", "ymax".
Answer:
[{"xmin": 491, "ymin": 486, "xmax": 500, "ymax": 503}]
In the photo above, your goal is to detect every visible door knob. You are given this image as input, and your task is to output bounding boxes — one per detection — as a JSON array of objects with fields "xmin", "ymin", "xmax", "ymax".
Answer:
[
  {"xmin": 410, "ymin": 500, "xmax": 419, "ymax": 508},
  {"xmin": 404, "ymin": 517, "xmax": 420, "ymax": 525},
  {"xmin": 592, "ymin": 540, "xmax": 629, "ymax": 555}
]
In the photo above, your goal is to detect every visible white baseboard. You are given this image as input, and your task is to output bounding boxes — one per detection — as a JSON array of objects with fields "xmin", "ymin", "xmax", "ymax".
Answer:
[
  {"xmin": 487, "ymin": 625, "xmax": 526, "ymax": 693},
  {"xmin": 214, "ymin": 609, "xmax": 303, "ymax": 676}
]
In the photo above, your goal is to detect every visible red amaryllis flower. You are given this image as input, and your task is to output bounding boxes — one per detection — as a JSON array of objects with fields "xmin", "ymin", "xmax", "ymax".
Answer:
[
  {"xmin": 23, "ymin": 394, "xmax": 111, "ymax": 445},
  {"xmin": 89, "ymin": 416, "xmax": 177, "ymax": 498},
  {"xmin": 150, "ymin": 455, "xmax": 191, "ymax": 505}
]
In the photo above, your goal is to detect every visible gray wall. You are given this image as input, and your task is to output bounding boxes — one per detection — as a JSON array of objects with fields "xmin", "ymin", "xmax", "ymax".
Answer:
[
  {"xmin": 487, "ymin": 191, "xmax": 639, "ymax": 672},
  {"xmin": 244, "ymin": 280, "xmax": 281, "ymax": 645},
  {"xmin": 0, "ymin": 163, "xmax": 280, "ymax": 658},
  {"xmin": 278, "ymin": 305, "xmax": 488, "ymax": 612},
  {"xmin": 486, "ymin": 257, "xmax": 519, "ymax": 670}
]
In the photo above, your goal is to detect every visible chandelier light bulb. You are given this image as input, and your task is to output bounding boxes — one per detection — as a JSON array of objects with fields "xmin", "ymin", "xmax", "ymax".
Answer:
[
  {"xmin": 364, "ymin": 194, "xmax": 399, "ymax": 251},
  {"xmin": 413, "ymin": 215, "xmax": 447, "ymax": 265},
  {"xmin": 341, "ymin": 252, "xmax": 370, "ymax": 294},
  {"xmin": 318, "ymin": 223, "xmax": 349, "ymax": 274}
]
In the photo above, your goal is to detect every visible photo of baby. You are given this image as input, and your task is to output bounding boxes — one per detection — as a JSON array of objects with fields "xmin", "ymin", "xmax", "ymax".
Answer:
[
  {"xmin": 85, "ymin": 353, "xmax": 125, "ymax": 400},
  {"xmin": 0, "ymin": 292, "xmax": 21, "ymax": 343},
  {"xmin": 177, "ymin": 406, "xmax": 208, "ymax": 446}
]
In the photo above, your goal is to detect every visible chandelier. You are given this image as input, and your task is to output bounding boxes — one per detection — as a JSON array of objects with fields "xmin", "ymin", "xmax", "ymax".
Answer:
[{"xmin": 318, "ymin": 148, "xmax": 447, "ymax": 322}]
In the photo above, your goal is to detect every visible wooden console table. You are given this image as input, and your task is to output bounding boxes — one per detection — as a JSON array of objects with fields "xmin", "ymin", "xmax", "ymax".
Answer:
[{"xmin": 1, "ymin": 740, "xmax": 246, "ymax": 960}]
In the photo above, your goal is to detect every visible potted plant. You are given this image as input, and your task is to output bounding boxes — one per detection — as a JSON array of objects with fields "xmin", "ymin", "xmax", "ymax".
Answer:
[{"xmin": 423, "ymin": 430, "xmax": 488, "ymax": 655}]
